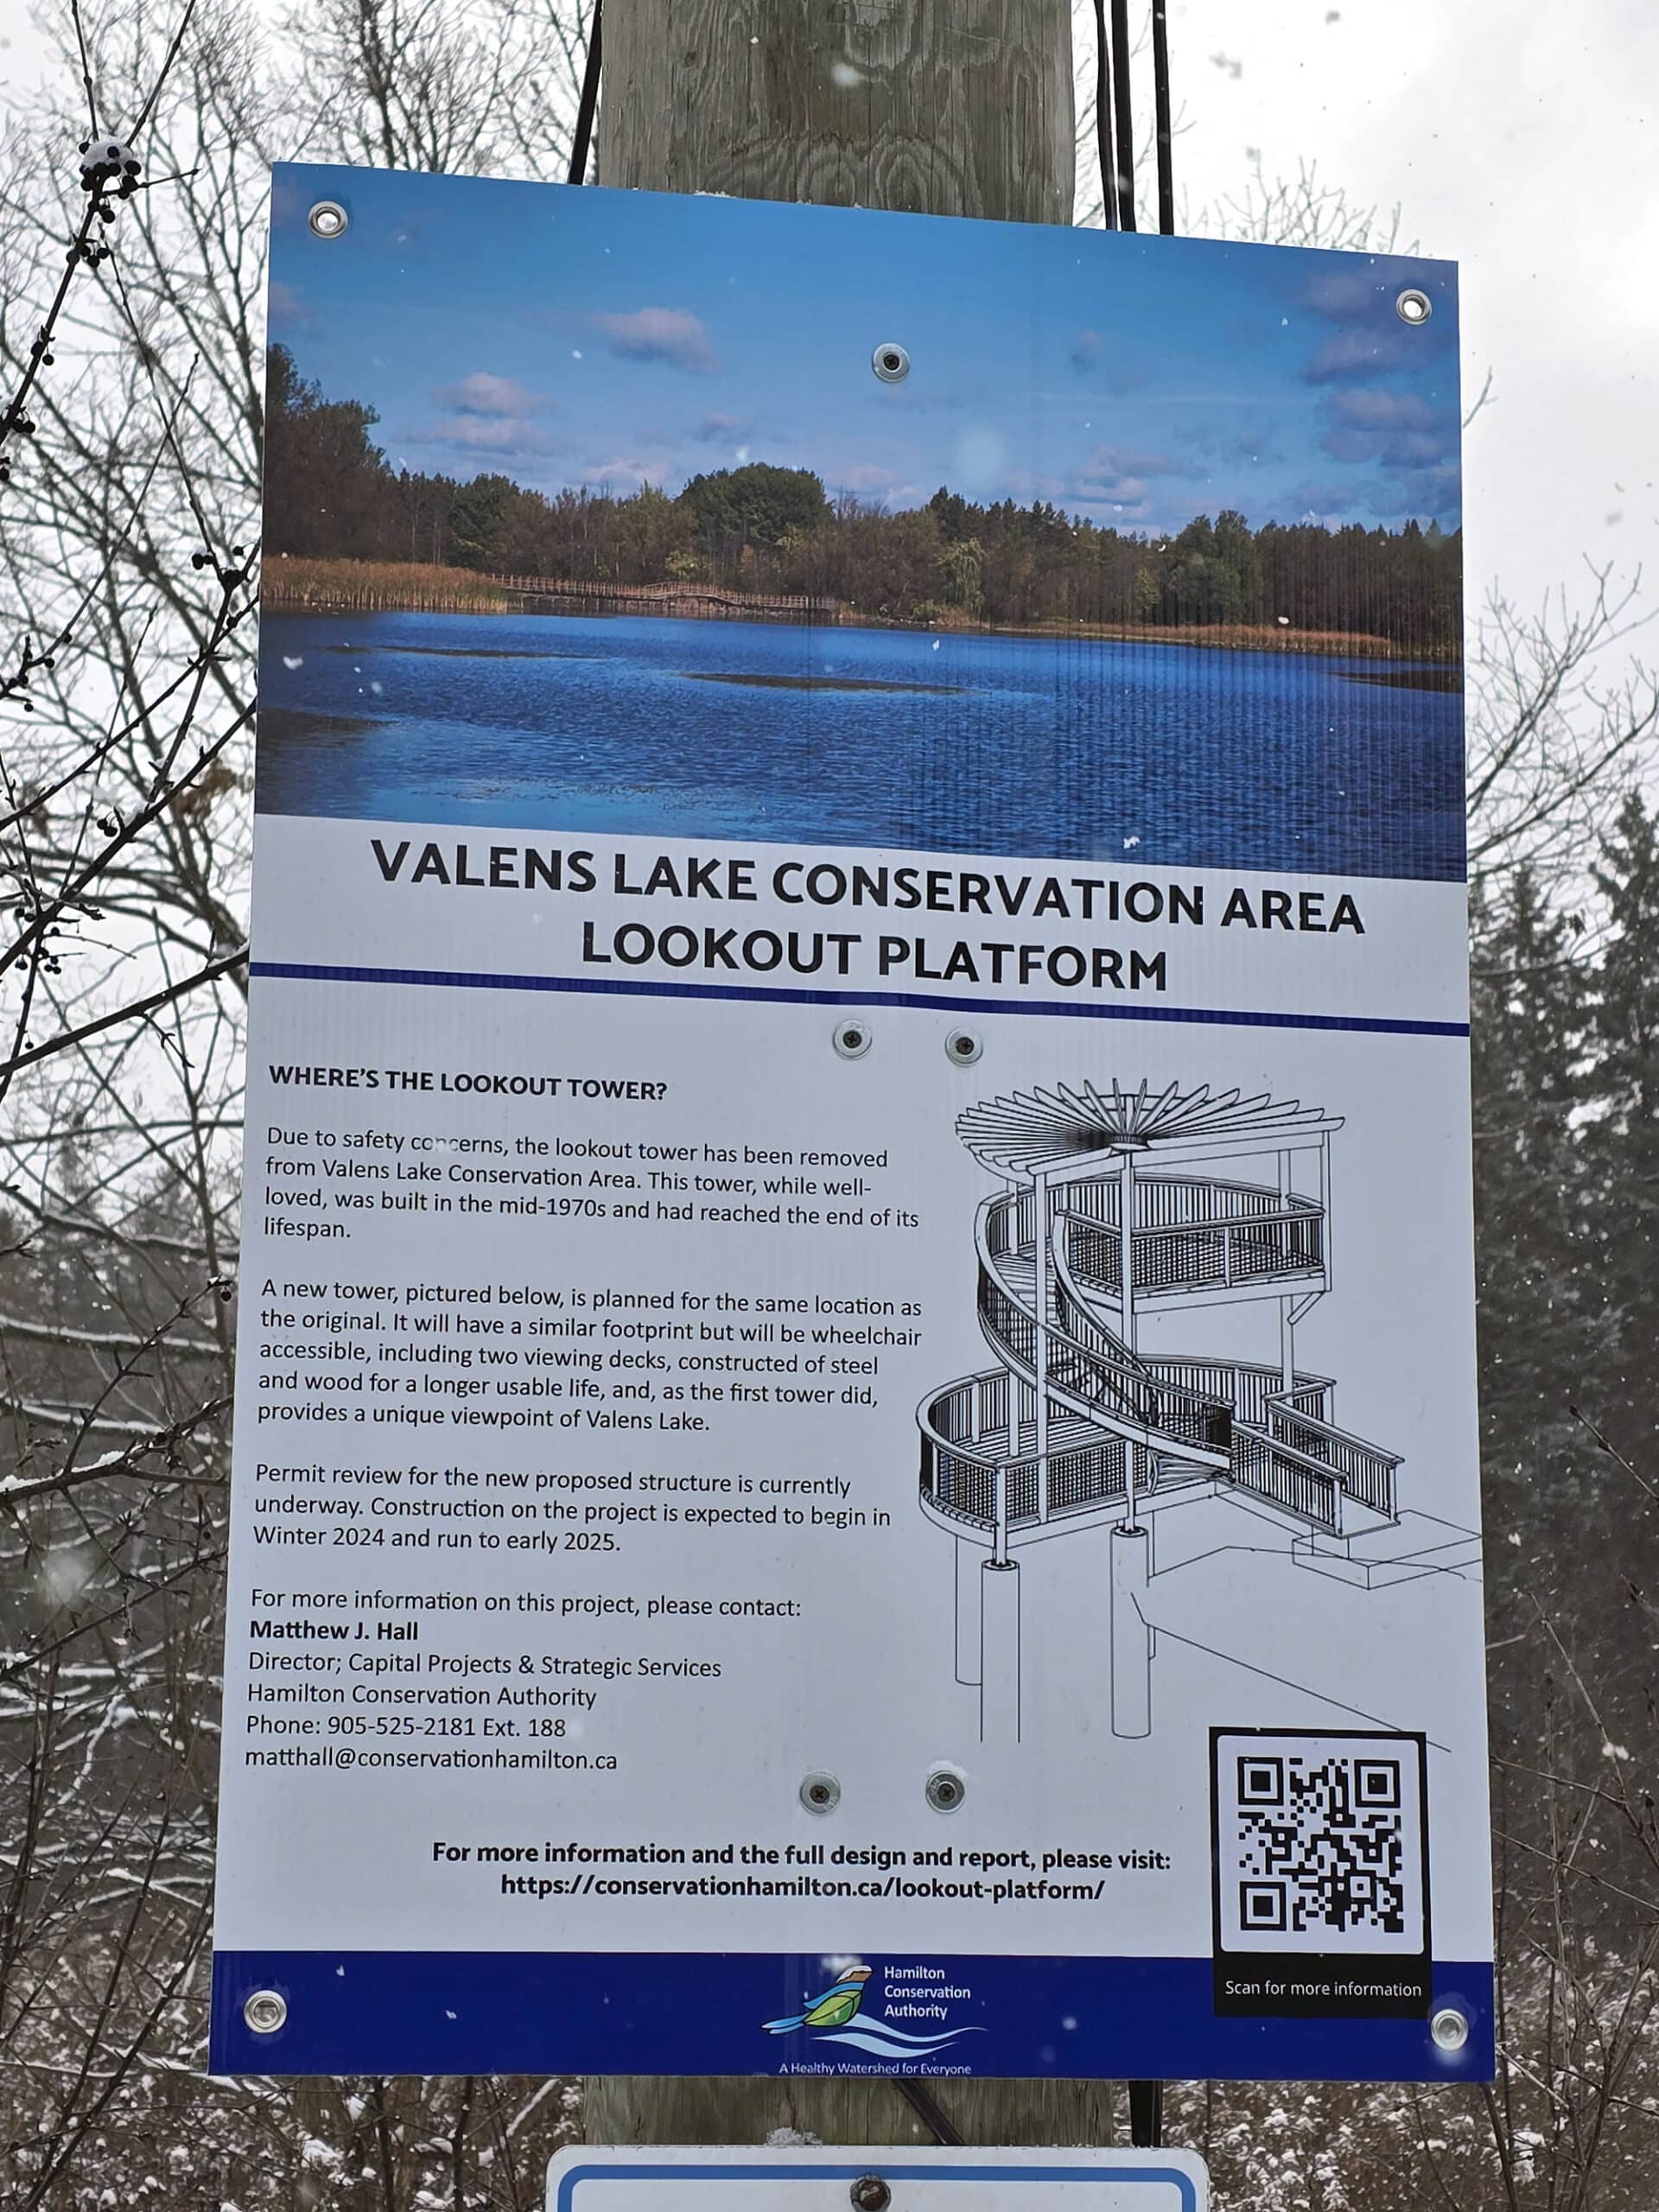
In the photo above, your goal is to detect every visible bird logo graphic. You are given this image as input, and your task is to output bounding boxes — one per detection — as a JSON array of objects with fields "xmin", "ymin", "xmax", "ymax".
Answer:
[{"xmin": 761, "ymin": 1964, "xmax": 872, "ymax": 2035}]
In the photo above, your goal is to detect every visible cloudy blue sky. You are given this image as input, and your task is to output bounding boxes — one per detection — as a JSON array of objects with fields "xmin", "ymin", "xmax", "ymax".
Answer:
[{"xmin": 269, "ymin": 162, "xmax": 1459, "ymax": 537}]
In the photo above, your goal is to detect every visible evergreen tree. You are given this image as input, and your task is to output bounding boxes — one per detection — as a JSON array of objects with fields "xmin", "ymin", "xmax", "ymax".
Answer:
[
  {"xmin": 928, "ymin": 486, "xmax": 972, "ymax": 541},
  {"xmin": 1465, "ymin": 869, "xmax": 1637, "ymax": 1825},
  {"xmin": 263, "ymin": 343, "xmax": 394, "ymax": 558},
  {"xmin": 1584, "ymin": 793, "xmax": 1659, "ymax": 1464},
  {"xmin": 1470, "ymin": 871, "xmax": 1606, "ymax": 1533},
  {"xmin": 446, "ymin": 473, "xmax": 517, "ymax": 570},
  {"xmin": 1213, "ymin": 508, "xmax": 1260, "ymax": 621}
]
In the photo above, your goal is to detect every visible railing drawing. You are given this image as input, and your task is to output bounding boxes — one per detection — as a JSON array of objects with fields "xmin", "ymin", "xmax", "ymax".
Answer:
[
  {"xmin": 917, "ymin": 1081, "xmax": 1402, "ymax": 1554},
  {"xmin": 918, "ymin": 1078, "xmax": 1408, "ymax": 1745}
]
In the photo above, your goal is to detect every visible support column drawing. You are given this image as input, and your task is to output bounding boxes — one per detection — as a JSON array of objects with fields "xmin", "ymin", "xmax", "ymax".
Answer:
[
  {"xmin": 1109, "ymin": 1522, "xmax": 1153, "ymax": 1738},
  {"xmin": 955, "ymin": 1540, "xmax": 982, "ymax": 1686},
  {"xmin": 980, "ymin": 1559, "xmax": 1021, "ymax": 1745}
]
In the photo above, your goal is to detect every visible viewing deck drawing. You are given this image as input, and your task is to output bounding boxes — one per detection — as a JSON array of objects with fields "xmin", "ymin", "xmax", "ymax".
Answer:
[{"xmin": 917, "ymin": 1080, "xmax": 1408, "ymax": 1741}]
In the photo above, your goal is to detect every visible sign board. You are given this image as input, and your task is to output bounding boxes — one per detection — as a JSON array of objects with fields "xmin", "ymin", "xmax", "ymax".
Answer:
[
  {"xmin": 545, "ymin": 2146, "xmax": 1208, "ymax": 2210},
  {"xmin": 210, "ymin": 162, "xmax": 1491, "ymax": 2083}
]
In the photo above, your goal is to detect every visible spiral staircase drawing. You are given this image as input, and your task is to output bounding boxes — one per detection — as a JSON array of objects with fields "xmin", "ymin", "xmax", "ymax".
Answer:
[{"xmin": 917, "ymin": 1079, "xmax": 1412, "ymax": 1743}]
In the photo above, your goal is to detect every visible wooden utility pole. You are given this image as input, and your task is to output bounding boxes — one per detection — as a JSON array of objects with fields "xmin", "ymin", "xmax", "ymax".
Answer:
[
  {"xmin": 587, "ymin": 0, "xmax": 1094, "ymax": 2153},
  {"xmin": 599, "ymin": 0, "xmax": 1074, "ymax": 225}
]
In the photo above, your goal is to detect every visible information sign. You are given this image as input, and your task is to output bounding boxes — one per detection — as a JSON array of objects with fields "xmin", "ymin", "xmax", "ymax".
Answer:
[
  {"xmin": 210, "ymin": 162, "xmax": 1491, "ymax": 2082},
  {"xmin": 545, "ymin": 2145, "xmax": 1208, "ymax": 2211}
]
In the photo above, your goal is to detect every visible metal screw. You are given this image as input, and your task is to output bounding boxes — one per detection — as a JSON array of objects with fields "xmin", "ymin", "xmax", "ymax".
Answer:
[
  {"xmin": 944, "ymin": 1027, "xmax": 982, "ymax": 1065},
  {"xmin": 850, "ymin": 2179, "xmax": 892, "ymax": 2211},
  {"xmin": 308, "ymin": 200, "xmax": 349, "ymax": 239},
  {"xmin": 925, "ymin": 1766, "xmax": 965, "ymax": 1813},
  {"xmin": 799, "ymin": 1770, "xmax": 842, "ymax": 1815},
  {"xmin": 1430, "ymin": 2005, "xmax": 1469, "ymax": 2052},
  {"xmin": 1395, "ymin": 287, "xmax": 1432, "ymax": 325},
  {"xmin": 243, "ymin": 1988, "xmax": 289, "ymax": 2035},
  {"xmin": 871, "ymin": 342, "xmax": 910, "ymax": 384},
  {"xmin": 833, "ymin": 1017, "xmax": 872, "ymax": 1059}
]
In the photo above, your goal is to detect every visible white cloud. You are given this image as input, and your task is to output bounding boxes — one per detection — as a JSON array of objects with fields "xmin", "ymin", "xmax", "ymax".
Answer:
[
  {"xmin": 592, "ymin": 308, "xmax": 717, "ymax": 372},
  {"xmin": 1069, "ymin": 442, "xmax": 1193, "ymax": 507},
  {"xmin": 1325, "ymin": 388, "xmax": 1442, "ymax": 432},
  {"xmin": 416, "ymin": 368, "xmax": 555, "ymax": 465},
  {"xmin": 432, "ymin": 372, "xmax": 549, "ymax": 417},
  {"xmin": 579, "ymin": 454, "xmax": 661, "ymax": 491},
  {"xmin": 427, "ymin": 415, "xmax": 554, "ymax": 458}
]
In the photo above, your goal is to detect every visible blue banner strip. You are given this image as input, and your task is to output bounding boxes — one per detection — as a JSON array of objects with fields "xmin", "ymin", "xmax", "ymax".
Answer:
[
  {"xmin": 209, "ymin": 1948, "xmax": 1494, "ymax": 2081},
  {"xmin": 248, "ymin": 961, "xmax": 1469, "ymax": 1039}
]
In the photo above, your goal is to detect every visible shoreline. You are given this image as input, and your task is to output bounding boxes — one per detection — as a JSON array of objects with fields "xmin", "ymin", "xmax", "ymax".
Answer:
[{"xmin": 260, "ymin": 561, "xmax": 1459, "ymax": 666}]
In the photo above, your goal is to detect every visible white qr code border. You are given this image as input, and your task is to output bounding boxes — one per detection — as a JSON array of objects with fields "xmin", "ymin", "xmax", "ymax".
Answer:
[{"xmin": 1210, "ymin": 1729, "xmax": 1430, "ymax": 1959}]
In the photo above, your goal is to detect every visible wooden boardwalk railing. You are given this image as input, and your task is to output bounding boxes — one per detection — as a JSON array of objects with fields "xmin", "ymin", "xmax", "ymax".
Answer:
[{"xmin": 488, "ymin": 575, "xmax": 842, "ymax": 624}]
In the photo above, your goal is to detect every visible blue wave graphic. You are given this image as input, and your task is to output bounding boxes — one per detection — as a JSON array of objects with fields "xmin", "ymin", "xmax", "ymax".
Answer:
[{"xmin": 817, "ymin": 2023, "xmax": 985, "ymax": 2058}]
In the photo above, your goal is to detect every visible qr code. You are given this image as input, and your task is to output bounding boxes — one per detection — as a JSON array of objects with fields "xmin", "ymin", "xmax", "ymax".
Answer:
[{"xmin": 1212, "ymin": 1730, "xmax": 1427, "ymax": 1955}]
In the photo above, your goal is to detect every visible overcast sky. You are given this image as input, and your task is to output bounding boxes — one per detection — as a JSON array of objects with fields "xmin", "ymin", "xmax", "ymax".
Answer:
[{"xmin": 1164, "ymin": 0, "xmax": 1658, "ymax": 626}]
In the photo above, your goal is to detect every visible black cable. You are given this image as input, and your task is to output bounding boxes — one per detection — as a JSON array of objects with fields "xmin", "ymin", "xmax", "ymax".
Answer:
[
  {"xmin": 568, "ymin": 0, "xmax": 602, "ymax": 186},
  {"xmin": 1128, "ymin": 2079, "xmax": 1164, "ymax": 2147},
  {"xmin": 896, "ymin": 2080, "xmax": 965, "ymax": 2145},
  {"xmin": 1151, "ymin": 0, "xmax": 1174, "ymax": 233},
  {"xmin": 1091, "ymin": 0, "xmax": 1118, "ymax": 229},
  {"xmin": 1109, "ymin": 0, "xmax": 1136, "ymax": 230}
]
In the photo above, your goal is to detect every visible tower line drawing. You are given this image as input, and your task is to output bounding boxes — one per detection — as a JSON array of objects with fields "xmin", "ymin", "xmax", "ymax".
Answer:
[{"xmin": 915, "ymin": 1080, "xmax": 1405, "ymax": 1743}]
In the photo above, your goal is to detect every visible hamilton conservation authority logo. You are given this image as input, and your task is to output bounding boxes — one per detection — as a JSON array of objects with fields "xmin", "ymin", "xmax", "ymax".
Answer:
[{"xmin": 761, "ymin": 1961, "xmax": 982, "ymax": 2061}]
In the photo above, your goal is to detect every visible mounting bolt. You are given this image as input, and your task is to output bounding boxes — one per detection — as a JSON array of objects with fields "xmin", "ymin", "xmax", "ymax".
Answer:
[
  {"xmin": 944, "ymin": 1027, "xmax": 982, "ymax": 1065},
  {"xmin": 1430, "ymin": 2005, "xmax": 1469, "ymax": 2052},
  {"xmin": 850, "ymin": 2179, "xmax": 892, "ymax": 2211},
  {"xmin": 799, "ymin": 1770, "xmax": 842, "ymax": 1815},
  {"xmin": 925, "ymin": 1766, "xmax": 965, "ymax": 1813},
  {"xmin": 871, "ymin": 342, "xmax": 910, "ymax": 384},
  {"xmin": 243, "ymin": 1988, "xmax": 289, "ymax": 2035},
  {"xmin": 833, "ymin": 1017, "xmax": 872, "ymax": 1059}
]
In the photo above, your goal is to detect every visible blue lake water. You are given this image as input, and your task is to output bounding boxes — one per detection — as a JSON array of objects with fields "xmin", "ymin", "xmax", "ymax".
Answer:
[{"xmin": 255, "ymin": 610, "xmax": 1465, "ymax": 880}]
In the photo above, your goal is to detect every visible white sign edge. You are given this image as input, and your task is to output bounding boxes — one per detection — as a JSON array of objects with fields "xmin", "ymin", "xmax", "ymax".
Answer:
[{"xmin": 546, "ymin": 2142, "xmax": 1210, "ymax": 2204}]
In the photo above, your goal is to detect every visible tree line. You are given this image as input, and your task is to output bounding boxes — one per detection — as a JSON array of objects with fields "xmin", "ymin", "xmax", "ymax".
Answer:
[{"xmin": 265, "ymin": 344, "xmax": 1463, "ymax": 652}]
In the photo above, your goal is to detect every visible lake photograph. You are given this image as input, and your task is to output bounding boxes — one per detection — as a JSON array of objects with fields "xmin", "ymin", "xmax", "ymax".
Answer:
[{"xmin": 259, "ymin": 169, "xmax": 1465, "ymax": 882}]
